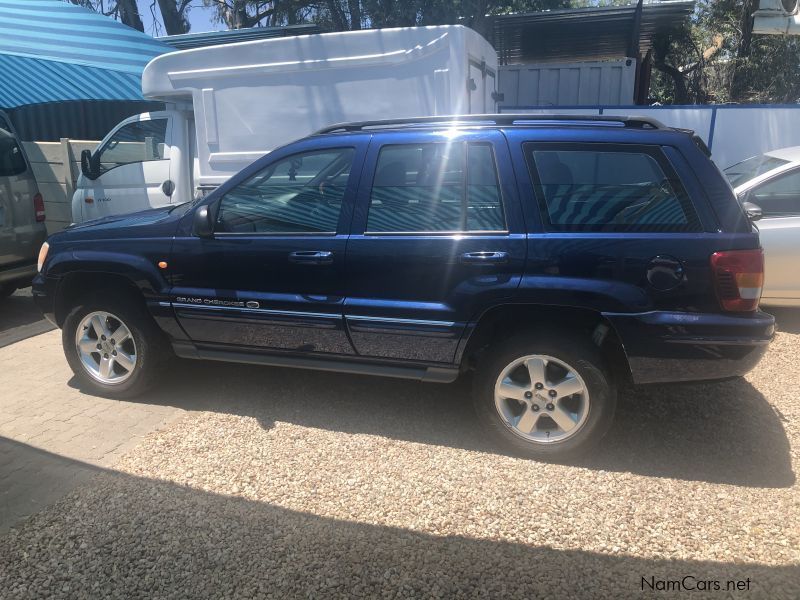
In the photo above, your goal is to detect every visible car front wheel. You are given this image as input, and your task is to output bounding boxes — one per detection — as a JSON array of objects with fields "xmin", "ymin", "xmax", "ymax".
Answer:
[
  {"xmin": 473, "ymin": 331, "xmax": 616, "ymax": 459},
  {"xmin": 62, "ymin": 295, "xmax": 167, "ymax": 398}
]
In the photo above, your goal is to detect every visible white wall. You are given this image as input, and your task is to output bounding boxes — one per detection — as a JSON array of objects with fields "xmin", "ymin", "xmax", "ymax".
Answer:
[
  {"xmin": 22, "ymin": 139, "xmax": 98, "ymax": 233},
  {"xmin": 500, "ymin": 105, "xmax": 800, "ymax": 170}
]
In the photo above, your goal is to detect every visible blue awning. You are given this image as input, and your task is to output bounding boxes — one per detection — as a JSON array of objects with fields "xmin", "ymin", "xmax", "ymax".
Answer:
[{"xmin": 0, "ymin": 0, "xmax": 170, "ymax": 108}]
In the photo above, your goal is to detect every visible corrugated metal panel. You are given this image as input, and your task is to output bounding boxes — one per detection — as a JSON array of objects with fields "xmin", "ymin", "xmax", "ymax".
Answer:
[
  {"xmin": 0, "ymin": 0, "xmax": 169, "ymax": 109},
  {"xmin": 6, "ymin": 100, "xmax": 164, "ymax": 142},
  {"xmin": 498, "ymin": 60, "xmax": 638, "ymax": 106},
  {"xmin": 491, "ymin": 2, "xmax": 695, "ymax": 64},
  {"xmin": 0, "ymin": 54, "xmax": 146, "ymax": 107},
  {"xmin": 159, "ymin": 24, "xmax": 324, "ymax": 50},
  {"xmin": 0, "ymin": 0, "xmax": 167, "ymax": 73}
]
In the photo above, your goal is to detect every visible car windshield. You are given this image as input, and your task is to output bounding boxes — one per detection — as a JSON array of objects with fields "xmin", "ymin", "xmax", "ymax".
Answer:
[{"xmin": 724, "ymin": 154, "xmax": 790, "ymax": 187}]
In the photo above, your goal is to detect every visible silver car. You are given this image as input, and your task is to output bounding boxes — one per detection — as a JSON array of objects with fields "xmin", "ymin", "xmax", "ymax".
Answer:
[
  {"xmin": 0, "ymin": 111, "xmax": 47, "ymax": 298},
  {"xmin": 725, "ymin": 147, "xmax": 800, "ymax": 307}
]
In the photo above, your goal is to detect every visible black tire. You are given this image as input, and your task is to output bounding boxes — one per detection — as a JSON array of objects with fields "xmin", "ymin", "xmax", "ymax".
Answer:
[
  {"xmin": 0, "ymin": 284, "xmax": 17, "ymax": 299},
  {"xmin": 62, "ymin": 292, "xmax": 169, "ymax": 398},
  {"xmin": 473, "ymin": 330, "xmax": 616, "ymax": 460}
]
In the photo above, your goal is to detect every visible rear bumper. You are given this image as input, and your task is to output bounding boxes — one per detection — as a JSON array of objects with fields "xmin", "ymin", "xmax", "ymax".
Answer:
[
  {"xmin": 604, "ymin": 310, "xmax": 774, "ymax": 385},
  {"xmin": 31, "ymin": 273, "xmax": 59, "ymax": 326}
]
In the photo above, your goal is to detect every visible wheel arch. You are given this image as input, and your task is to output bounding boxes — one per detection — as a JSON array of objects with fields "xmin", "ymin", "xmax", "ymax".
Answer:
[
  {"xmin": 54, "ymin": 271, "xmax": 150, "ymax": 328},
  {"xmin": 458, "ymin": 303, "xmax": 632, "ymax": 386}
]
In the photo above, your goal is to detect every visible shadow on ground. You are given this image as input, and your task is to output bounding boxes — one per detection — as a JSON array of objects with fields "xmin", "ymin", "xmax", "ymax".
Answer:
[
  {"xmin": 0, "ymin": 288, "xmax": 54, "ymax": 347},
  {"xmin": 1, "ymin": 439, "xmax": 797, "ymax": 599},
  {"xmin": 70, "ymin": 354, "xmax": 795, "ymax": 489},
  {"xmin": 767, "ymin": 307, "xmax": 800, "ymax": 335},
  {"xmin": 0, "ymin": 437, "xmax": 100, "ymax": 534}
]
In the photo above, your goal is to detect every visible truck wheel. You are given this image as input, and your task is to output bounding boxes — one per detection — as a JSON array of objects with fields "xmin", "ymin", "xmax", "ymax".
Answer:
[
  {"xmin": 62, "ymin": 294, "xmax": 168, "ymax": 398},
  {"xmin": 473, "ymin": 331, "xmax": 616, "ymax": 460}
]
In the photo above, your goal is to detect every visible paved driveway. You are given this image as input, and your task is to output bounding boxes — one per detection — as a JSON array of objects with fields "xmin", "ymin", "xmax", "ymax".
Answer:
[
  {"xmin": 0, "ymin": 331, "xmax": 182, "ymax": 532},
  {"xmin": 0, "ymin": 288, "xmax": 54, "ymax": 349},
  {"xmin": 0, "ymin": 315, "xmax": 798, "ymax": 598}
]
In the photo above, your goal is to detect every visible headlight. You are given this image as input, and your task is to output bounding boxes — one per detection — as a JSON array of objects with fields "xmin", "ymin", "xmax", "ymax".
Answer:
[{"xmin": 37, "ymin": 241, "xmax": 49, "ymax": 273}]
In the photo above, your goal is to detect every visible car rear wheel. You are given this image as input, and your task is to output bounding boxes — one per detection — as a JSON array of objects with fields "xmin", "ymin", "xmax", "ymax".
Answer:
[
  {"xmin": 62, "ymin": 295, "xmax": 167, "ymax": 398},
  {"xmin": 473, "ymin": 331, "xmax": 616, "ymax": 459}
]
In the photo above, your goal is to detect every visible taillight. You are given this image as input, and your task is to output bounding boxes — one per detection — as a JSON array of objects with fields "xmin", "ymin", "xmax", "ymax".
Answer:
[
  {"xmin": 710, "ymin": 249, "xmax": 764, "ymax": 312},
  {"xmin": 33, "ymin": 192, "xmax": 45, "ymax": 222}
]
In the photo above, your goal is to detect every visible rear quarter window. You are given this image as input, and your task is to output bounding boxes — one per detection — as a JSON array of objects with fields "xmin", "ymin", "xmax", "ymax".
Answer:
[{"xmin": 524, "ymin": 143, "xmax": 701, "ymax": 233}]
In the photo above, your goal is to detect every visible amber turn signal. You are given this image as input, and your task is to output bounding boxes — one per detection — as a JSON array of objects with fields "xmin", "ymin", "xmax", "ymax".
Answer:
[{"xmin": 157, "ymin": 261, "xmax": 168, "ymax": 269}]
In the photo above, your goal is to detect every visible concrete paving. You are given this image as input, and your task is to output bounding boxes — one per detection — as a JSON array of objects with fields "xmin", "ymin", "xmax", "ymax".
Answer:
[
  {"xmin": 0, "ymin": 330, "xmax": 183, "ymax": 533},
  {"xmin": 0, "ymin": 287, "xmax": 55, "ymax": 349}
]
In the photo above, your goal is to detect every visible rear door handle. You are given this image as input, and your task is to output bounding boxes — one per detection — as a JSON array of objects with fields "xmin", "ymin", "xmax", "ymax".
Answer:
[
  {"xmin": 460, "ymin": 251, "xmax": 508, "ymax": 265},
  {"xmin": 288, "ymin": 250, "xmax": 333, "ymax": 265}
]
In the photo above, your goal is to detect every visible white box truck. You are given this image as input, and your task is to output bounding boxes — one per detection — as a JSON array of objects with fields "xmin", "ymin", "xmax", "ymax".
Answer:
[{"xmin": 72, "ymin": 25, "xmax": 498, "ymax": 223}]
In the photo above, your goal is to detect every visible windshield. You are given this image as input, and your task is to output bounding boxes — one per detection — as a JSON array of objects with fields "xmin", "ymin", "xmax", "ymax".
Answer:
[{"xmin": 724, "ymin": 154, "xmax": 789, "ymax": 188}]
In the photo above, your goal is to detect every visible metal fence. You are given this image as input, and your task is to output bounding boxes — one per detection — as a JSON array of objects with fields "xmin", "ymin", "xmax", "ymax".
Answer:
[{"xmin": 499, "ymin": 104, "xmax": 800, "ymax": 170}]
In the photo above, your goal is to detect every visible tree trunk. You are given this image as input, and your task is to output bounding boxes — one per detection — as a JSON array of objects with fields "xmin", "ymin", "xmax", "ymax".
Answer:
[
  {"xmin": 730, "ymin": 0, "xmax": 759, "ymax": 101},
  {"xmin": 653, "ymin": 60, "xmax": 689, "ymax": 104},
  {"xmin": 738, "ymin": 0, "xmax": 758, "ymax": 58},
  {"xmin": 157, "ymin": 0, "xmax": 190, "ymax": 35},
  {"xmin": 116, "ymin": 0, "xmax": 144, "ymax": 31},
  {"xmin": 347, "ymin": 0, "xmax": 362, "ymax": 30},
  {"xmin": 326, "ymin": 0, "xmax": 348, "ymax": 30}
]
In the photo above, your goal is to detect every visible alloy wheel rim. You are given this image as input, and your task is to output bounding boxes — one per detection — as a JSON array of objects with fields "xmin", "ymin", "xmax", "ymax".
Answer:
[
  {"xmin": 75, "ymin": 311, "xmax": 137, "ymax": 385},
  {"xmin": 494, "ymin": 354, "xmax": 590, "ymax": 444}
]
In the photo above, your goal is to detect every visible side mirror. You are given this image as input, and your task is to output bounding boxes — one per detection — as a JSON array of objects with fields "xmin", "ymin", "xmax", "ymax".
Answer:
[
  {"xmin": 742, "ymin": 200, "xmax": 763, "ymax": 222},
  {"xmin": 193, "ymin": 205, "xmax": 214, "ymax": 238},
  {"xmin": 80, "ymin": 149, "xmax": 99, "ymax": 180}
]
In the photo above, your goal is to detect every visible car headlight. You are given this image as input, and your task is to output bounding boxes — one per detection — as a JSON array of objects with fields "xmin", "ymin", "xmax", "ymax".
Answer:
[{"xmin": 37, "ymin": 241, "xmax": 49, "ymax": 273}]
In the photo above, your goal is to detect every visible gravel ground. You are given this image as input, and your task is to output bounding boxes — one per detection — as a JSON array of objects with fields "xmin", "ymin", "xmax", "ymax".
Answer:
[{"xmin": 1, "ymin": 318, "xmax": 799, "ymax": 598}]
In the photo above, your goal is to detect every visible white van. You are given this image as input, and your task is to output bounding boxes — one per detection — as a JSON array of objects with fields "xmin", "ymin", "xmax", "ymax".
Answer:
[{"xmin": 72, "ymin": 25, "xmax": 498, "ymax": 223}]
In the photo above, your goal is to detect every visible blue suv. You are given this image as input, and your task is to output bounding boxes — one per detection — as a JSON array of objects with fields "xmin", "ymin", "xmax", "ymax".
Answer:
[{"xmin": 33, "ymin": 115, "xmax": 774, "ymax": 458}]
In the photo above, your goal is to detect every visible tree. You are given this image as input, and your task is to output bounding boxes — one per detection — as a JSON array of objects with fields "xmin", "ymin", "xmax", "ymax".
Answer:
[
  {"xmin": 156, "ymin": 0, "xmax": 191, "ymax": 34},
  {"xmin": 650, "ymin": 0, "xmax": 800, "ymax": 104},
  {"xmin": 203, "ymin": 0, "xmax": 281, "ymax": 28},
  {"xmin": 68, "ymin": 0, "xmax": 190, "ymax": 35},
  {"xmin": 68, "ymin": 0, "xmax": 142, "ymax": 31}
]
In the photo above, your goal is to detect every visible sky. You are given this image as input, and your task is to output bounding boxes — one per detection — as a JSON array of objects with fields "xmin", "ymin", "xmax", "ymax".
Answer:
[{"xmin": 139, "ymin": 1, "xmax": 220, "ymax": 38}]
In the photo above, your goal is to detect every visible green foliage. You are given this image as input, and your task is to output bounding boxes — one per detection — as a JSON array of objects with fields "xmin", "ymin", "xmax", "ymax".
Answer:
[
  {"xmin": 199, "ymin": 0, "xmax": 570, "ymax": 36},
  {"xmin": 650, "ymin": 0, "xmax": 800, "ymax": 104}
]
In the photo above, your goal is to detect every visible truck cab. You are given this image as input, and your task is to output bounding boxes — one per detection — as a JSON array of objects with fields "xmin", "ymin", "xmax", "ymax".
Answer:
[{"xmin": 72, "ymin": 109, "xmax": 197, "ymax": 223}]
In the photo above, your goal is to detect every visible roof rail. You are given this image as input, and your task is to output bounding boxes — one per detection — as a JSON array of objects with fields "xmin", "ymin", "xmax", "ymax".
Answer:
[{"xmin": 314, "ymin": 113, "xmax": 666, "ymax": 135}]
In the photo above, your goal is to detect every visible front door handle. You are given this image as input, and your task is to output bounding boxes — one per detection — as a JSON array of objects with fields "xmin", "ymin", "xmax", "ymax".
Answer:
[
  {"xmin": 460, "ymin": 251, "xmax": 508, "ymax": 265},
  {"xmin": 288, "ymin": 250, "xmax": 334, "ymax": 265}
]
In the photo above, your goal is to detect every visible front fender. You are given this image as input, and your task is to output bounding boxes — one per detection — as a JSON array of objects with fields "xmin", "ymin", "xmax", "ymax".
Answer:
[{"xmin": 45, "ymin": 249, "xmax": 169, "ymax": 299}]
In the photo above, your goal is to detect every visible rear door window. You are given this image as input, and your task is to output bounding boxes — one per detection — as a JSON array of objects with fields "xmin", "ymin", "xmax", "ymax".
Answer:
[
  {"xmin": 524, "ymin": 143, "xmax": 701, "ymax": 233},
  {"xmin": 366, "ymin": 142, "xmax": 506, "ymax": 232}
]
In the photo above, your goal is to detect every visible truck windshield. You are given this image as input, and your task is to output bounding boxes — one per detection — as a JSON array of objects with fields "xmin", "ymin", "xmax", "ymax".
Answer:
[{"xmin": 0, "ymin": 126, "xmax": 28, "ymax": 177}]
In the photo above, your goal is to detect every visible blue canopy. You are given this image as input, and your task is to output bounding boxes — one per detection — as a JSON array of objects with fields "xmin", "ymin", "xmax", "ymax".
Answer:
[{"xmin": 0, "ymin": 0, "xmax": 169, "ymax": 108}]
